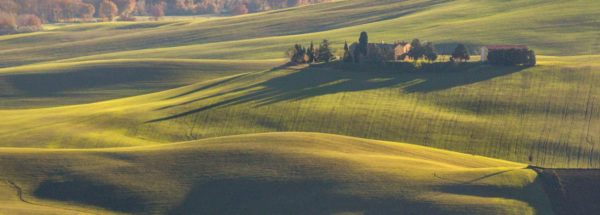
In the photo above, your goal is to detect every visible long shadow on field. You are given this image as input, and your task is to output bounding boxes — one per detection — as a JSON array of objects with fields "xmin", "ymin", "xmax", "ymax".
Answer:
[
  {"xmin": 434, "ymin": 169, "xmax": 553, "ymax": 214},
  {"xmin": 34, "ymin": 174, "xmax": 147, "ymax": 213},
  {"xmin": 0, "ymin": 65, "xmax": 173, "ymax": 98},
  {"xmin": 148, "ymin": 62, "xmax": 525, "ymax": 123},
  {"xmin": 167, "ymin": 179, "xmax": 439, "ymax": 215}
]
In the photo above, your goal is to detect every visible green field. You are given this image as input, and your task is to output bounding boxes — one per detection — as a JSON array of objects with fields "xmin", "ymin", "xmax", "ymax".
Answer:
[
  {"xmin": 0, "ymin": 0, "xmax": 599, "ymax": 213},
  {"xmin": 0, "ymin": 132, "xmax": 552, "ymax": 215},
  {"xmin": 0, "ymin": 59, "xmax": 283, "ymax": 108}
]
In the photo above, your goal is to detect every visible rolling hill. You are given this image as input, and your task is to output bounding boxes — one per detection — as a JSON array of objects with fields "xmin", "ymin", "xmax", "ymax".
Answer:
[
  {"xmin": 1, "ymin": 61, "xmax": 598, "ymax": 168},
  {"xmin": 0, "ymin": 0, "xmax": 598, "ymax": 68},
  {"xmin": 0, "ymin": 0, "xmax": 599, "ymax": 213},
  {"xmin": 0, "ymin": 132, "xmax": 553, "ymax": 215},
  {"xmin": 0, "ymin": 59, "xmax": 283, "ymax": 108}
]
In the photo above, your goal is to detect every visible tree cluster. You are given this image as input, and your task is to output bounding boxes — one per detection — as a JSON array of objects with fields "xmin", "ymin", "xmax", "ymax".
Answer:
[
  {"xmin": 0, "ymin": 0, "xmax": 138, "ymax": 24},
  {"xmin": 0, "ymin": 0, "xmax": 96, "ymax": 23},
  {"xmin": 406, "ymin": 38, "xmax": 438, "ymax": 62},
  {"xmin": 288, "ymin": 40, "xmax": 334, "ymax": 64},
  {"xmin": 0, "ymin": 12, "xmax": 42, "ymax": 35},
  {"xmin": 487, "ymin": 48, "xmax": 536, "ymax": 66},
  {"xmin": 160, "ymin": 0, "xmax": 330, "ymax": 16}
]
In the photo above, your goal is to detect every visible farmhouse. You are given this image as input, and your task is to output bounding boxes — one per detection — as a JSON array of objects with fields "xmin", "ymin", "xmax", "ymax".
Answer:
[
  {"xmin": 349, "ymin": 41, "xmax": 413, "ymax": 61},
  {"xmin": 480, "ymin": 45, "xmax": 528, "ymax": 62}
]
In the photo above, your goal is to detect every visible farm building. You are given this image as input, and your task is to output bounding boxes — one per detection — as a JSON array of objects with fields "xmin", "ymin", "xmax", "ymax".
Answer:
[
  {"xmin": 349, "ymin": 41, "xmax": 412, "ymax": 61},
  {"xmin": 480, "ymin": 45, "xmax": 528, "ymax": 62}
]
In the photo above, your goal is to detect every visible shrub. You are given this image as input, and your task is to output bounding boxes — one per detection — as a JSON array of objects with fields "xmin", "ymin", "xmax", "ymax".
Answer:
[
  {"xmin": 116, "ymin": 16, "xmax": 136, "ymax": 21},
  {"xmin": 16, "ymin": 14, "xmax": 42, "ymax": 27}
]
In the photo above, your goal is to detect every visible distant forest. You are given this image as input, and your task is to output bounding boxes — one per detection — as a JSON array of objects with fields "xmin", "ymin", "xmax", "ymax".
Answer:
[{"xmin": 0, "ymin": 0, "xmax": 330, "ymax": 23}]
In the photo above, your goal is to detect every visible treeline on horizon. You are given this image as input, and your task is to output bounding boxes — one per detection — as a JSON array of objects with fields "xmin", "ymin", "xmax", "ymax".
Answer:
[{"xmin": 0, "ymin": 0, "xmax": 330, "ymax": 24}]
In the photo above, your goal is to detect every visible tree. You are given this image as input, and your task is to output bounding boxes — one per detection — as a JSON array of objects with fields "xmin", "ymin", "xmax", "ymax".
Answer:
[
  {"xmin": 0, "ymin": 12, "xmax": 16, "ymax": 35},
  {"xmin": 527, "ymin": 50, "xmax": 536, "ymax": 66},
  {"xmin": 287, "ymin": 44, "xmax": 307, "ymax": 64},
  {"xmin": 452, "ymin": 44, "xmax": 470, "ymax": 63},
  {"xmin": 317, "ymin": 39, "xmax": 334, "ymax": 62},
  {"xmin": 343, "ymin": 41, "xmax": 353, "ymax": 62},
  {"xmin": 230, "ymin": 3, "xmax": 248, "ymax": 15},
  {"xmin": 151, "ymin": 4, "xmax": 165, "ymax": 21},
  {"xmin": 358, "ymin": 31, "xmax": 368, "ymax": 56},
  {"xmin": 407, "ymin": 38, "xmax": 425, "ymax": 62},
  {"xmin": 16, "ymin": 14, "xmax": 41, "ymax": 27},
  {"xmin": 307, "ymin": 41, "xmax": 315, "ymax": 63},
  {"xmin": 113, "ymin": 0, "xmax": 136, "ymax": 17},
  {"xmin": 99, "ymin": 0, "xmax": 118, "ymax": 21},
  {"xmin": 423, "ymin": 42, "xmax": 438, "ymax": 63},
  {"xmin": 78, "ymin": 3, "xmax": 96, "ymax": 21}
]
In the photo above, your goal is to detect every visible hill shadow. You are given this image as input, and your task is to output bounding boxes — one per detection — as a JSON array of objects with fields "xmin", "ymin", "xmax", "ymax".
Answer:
[
  {"xmin": 34, "ymin": 172, "xmax": 147, "ymax": 213},
  {"xmin": 531, "ymin": 167, "xmax": 600, "ymax": 215},
  {"xmin": 434, "ymin": 169, "xmax": 553, "ymax": 215},
  {"xmin": 148, "ymin": 62, "xmax": 525, "ymax": 123},
  {"xmin": 167, "ymin": 178, "xmax": 440, "ymax": 215},
  {"xmin": 0, "ymin": 65, "xmax": 173, "ymax": 98}
]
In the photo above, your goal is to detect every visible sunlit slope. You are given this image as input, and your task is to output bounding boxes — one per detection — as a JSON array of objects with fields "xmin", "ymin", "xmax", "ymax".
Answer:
[
  {"xmin": 0, "ymin": 0, "xmax": 599, "ymax": 67},
  {"xmin": 1, "ymin": 61, "xmax": 598, "ymax": 168},
  {"xmin": 0, "ymin": 59, "xmax": 283, "ymax": 108},
  {"xmin": 0, "ymin": 132, "xmax": 552, "ymax": 215}
]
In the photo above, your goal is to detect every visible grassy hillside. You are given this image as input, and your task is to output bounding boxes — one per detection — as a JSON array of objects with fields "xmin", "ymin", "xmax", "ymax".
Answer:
[
  {"xmin": 1, "ymin": 60, "xmax": 598, "ymax": 168},
  {"xmin": 0, "ymin": 59, "xmax": 283, "ymax": 108},
  {"xmin": 0, "ymin": 132, "xmax": 552, "ymax": 215},
  {"xmin": 0, "ymin": 0, "xmax": 598, "ymax": 67}
]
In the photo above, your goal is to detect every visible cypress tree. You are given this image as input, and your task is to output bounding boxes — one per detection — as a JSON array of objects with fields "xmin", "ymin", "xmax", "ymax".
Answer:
[
  {"xmin": 343, "ymin": 41, "xmax": 353, "ymax": 62},
  {"xmin": 307, "ymin": 41, "xmax": 315, "ymax": 63},
  {"xmin": 358, "ymin": 31, "xmax": 368, "ymax": 56},
  {"xmin": 317, "ymin": 39, "xmax": 334, "ymax": 62}
]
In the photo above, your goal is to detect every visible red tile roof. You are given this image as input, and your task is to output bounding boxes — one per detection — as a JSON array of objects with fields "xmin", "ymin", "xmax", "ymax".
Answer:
[{"xmin": 486, "ymin": 45, "xmax": 528, "ymax": 50}]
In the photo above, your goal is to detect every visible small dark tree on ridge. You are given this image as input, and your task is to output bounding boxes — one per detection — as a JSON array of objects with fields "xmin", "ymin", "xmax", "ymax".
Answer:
[
  {"xmin": 424, "ymin": 42, "xmax": 438, "ymax": 62},
  {"xmin": 451, "ymin": 44, "xmax": 470, "ymax": 63},
  {"xmin": 407, "ymin": 38, "xmax": 425, "ymax": 62}
]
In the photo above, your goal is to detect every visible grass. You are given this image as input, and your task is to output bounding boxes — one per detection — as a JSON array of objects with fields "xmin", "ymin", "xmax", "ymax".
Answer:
[
  {"xmin": 0, "ymin": 58, "xmax": 283, "ymax": 108},
  {"xmin": 0, "ymin": 132, "xmax": 553, "ymax": 215},
  {"xmin": 0, "ymin": 0, "xmax": 599, "ymax": 213},
  {"xmin": 0, "ymin": 60, "xmax": 598, "ymax": 168}
]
